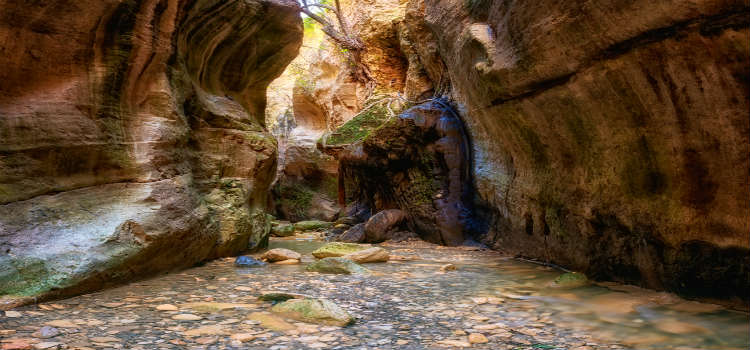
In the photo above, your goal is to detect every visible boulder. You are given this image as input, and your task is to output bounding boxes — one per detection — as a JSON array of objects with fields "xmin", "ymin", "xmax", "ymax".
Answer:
[
  {"xmin": 364, "ymin": 209, "xmax": 406, "ymax": 243},
  {"xmin": 270, "ymin": 298, "xmax": 354, "ymax": 327},
  {"xmin": 312, "ymin": 242, "xmax": 368, "ymax": 258},
  {"xmin": 305, "ymin": 257, "xmax": 371, "ymax": 274},
  {"xmin": 337, "ymin": 223, "xmax": 366, "ymax": 243},
  {"xmin": 343, "ymin": 247, "xmax": 389, "ymax": 263},
  {"xmin": 271, "ymin": 222, "xmax": 296, "ymax": 237},
  {"xmin": 234, "ymin": 256, "xmax": 267, "ymax": 268},
  {"xmin": 294, "ymin": 220, "xmax": 334, "ymax": 232},
  {"xmin": 260, "ymin": 248, "xmax": 302, "ymax": 262}
]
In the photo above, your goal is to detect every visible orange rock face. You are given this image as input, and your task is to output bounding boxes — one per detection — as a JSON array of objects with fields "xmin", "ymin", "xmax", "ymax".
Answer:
[
  {"xmin": 0, "ymin": 0, "xmax": 302, "ymax": 304},
  {"xmin": 403, "ymin": 0, "xmax": 749, "ymax": 302}
]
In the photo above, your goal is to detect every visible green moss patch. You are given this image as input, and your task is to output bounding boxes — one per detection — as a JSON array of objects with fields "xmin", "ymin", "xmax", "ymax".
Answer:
[{"xmin": 325, "ymin": 103, "xmax": 389, "ymax": 146}]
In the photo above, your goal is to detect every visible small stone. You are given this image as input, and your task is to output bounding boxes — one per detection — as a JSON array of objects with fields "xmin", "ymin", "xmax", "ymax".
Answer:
[
  {"xmin": 4, "ymin": 311, "xmax": 22, "ymax": 318},
  {"xmin": 43, "ymin": 320, "xmax": 77, "ymax": 328},
  {"xmin": 33, "ymin": 327, "xmax": 59, "ymax": 339},
  {"xmin": 274, "ymin": 259, "xmax": 301, "ymax": 265},
  {"xmin": 261, "ymin": 248, "xmax": 302, "ymax": 262},
  {"xmin": 89, "ymin": 337, "xmax": 120, "ymax": 343},
  {"xmin": 234, "ymin": 256, "xmax": 267, "ymax": 267},
  {"xmin": 183, "ymin": 325, "xmax": 225, "ymax": 337},
  {"xmin": 155, "ymin": 304, "xmax": 178, "ymax": 311},
  {"xmin": 440, "ymin": 264, "xmax": 457, "ymax": 272},
  {"xmin": 396, "ymin": 340, "xmax": 409, "ymax": 345},
  {"xmin": 1, "ymin": 339, "xmax": 33, "ymax": 350},
  {"xmin": 229, "ymin": 333, "xmax": 255, "ymax": 342},
  {"xmin": 194, "ymin": 337, "xmax": 217, "ymax": 345},
  {"xmin": 468, "ymin": 333, "xmax": 489, "ymax": 344},
  {"xmin": 437, "ymin": 339, "xmax": 471, "ymax": 347},
  {"xmin": 171, "ymin": 314, "xmax": 202, "ymax": 321},
  {"xmin": 32, "ymin": 343, "xmax": 61, "ymax": 350},
  {"xmin": 0, "ymin": 330, "xmax": 16, "ymax": 336}
]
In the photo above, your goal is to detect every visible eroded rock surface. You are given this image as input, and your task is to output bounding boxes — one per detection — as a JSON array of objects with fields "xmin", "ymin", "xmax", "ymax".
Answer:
[
  {"xmin": 403, "ymin": 0, "xmax": 750, "ymax": 301},
  {"xmin": 0, "ymin": 0, "xmax": 302, "ymax": 306}
]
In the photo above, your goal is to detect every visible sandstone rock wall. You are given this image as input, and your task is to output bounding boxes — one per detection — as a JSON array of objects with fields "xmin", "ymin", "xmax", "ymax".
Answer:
[
  {"xmin": 405, "ymin": 0, "xmax": 749, "ymax": 302},
  {"xmin": 0, "ymin": 0, "xmax": 302, "ymax": 307}
]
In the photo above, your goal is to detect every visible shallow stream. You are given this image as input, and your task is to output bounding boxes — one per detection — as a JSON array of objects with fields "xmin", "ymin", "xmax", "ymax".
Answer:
[{"xmin": 1, "ymin": 238, "xmax": 747, "ymax": 350}]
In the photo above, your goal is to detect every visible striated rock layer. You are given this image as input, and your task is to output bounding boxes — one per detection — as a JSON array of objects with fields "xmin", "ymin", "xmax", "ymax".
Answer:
[
  {"xmin": 0, "ymin": 0, "xmax": 302, "ymax": 307},
  {"xmin": 404, "ymin": 0, "xmax": 749, "ymax": 303}
]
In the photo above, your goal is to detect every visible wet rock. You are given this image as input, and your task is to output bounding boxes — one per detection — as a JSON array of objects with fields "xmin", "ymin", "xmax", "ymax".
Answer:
[
  {"xmin": 234, "ymin": 256, "xmax": 267, "ymax": 268},
  {"xmin": 305, "ymin": 257, "xmax": 371, "ymax": 274},
  {"xmin": 155, "ymin": 304, "xmax": 178, "ymax": 311},
  {"xmin": 271, "ymin": 222, "xmax": 296, "ymax": 237},
  {"xmin": 312, "ymin": 242, "xmax": 369, "ymax": 258},
  {"xmin": 551, "ymin": 272, "xmax": 588, "ymax": 288},
  {"xmin": 336, "ymin": 216, "xmax": 360, "ymax": 226},
  {"xmin": 337, "ymin": 223, "xmax": 366, "ymax": 243},
  {"xmin": 343, "ymin": 247, "xmax": 390, "ymax": 263},
  {"xmin": 440, "ymin": 264, "xmax": 457, "ymax": 272},
  {"xmin": 261, "ymin": 248, "xmax": 302, "ymax": 262},
  {"xmin": 468, "ymin": 333, "xmax": 488, "ymax": 344},
  {"xmin": 4, "ymin": 311, "xmax": 21, "ymax": 318},
  {"xmin": 31, "ymin": 327, "xmax": 59, "ymax": 339},
  {"xmin": 271, "ymin": 298, "xmax": 354, "ymax": 327},
  {"xmin": 171, "ymin": 314, "xmax": 202, "ymax": 321},
  {"xmin": 32, "ymin": 342, "xmax": 61, "ymax": 350},
  {"xmin": 275, "ymin": 259, "xmax": 301, "ymax": 265},
  {"xmin": 294, "ymin": 220, "xmax": 334, "ymax": 232},
  {"xmin": 364, "ymin": 209, "xmax": 406, "ymax": 243}
]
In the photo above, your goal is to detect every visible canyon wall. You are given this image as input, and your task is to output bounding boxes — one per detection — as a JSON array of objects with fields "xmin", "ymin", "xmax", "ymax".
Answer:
[
  {"xmin": 0, "ymin": 0, "xmax": 302, "ymax": 307},
  {"xmin": 404, "ymin": 0, "xmax": 749, "ymax": 302}
]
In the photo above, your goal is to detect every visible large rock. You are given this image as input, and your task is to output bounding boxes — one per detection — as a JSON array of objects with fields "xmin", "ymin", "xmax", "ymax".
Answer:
[
  {"xmin": 0, "ymin": 0, "xmax": 303, "ymax": 306},
  {"xmin": 343, "ymin": 247, "xmax": 390, "ymax": 263},
  {"xmin": 305, "ymin": 257, "xmax": 371, "ymax": 275},
  {"xmin": 260, "ymin": 248, "xmax": 302, "ymax": 262},
  {"xmin": 270, "ymin": 298, "xmax": 355, "ymax": 327},
  {"xmin": 337, "ymin": 223, "xmax": 366, "ymax": 243},
  {"xmin": 403, "ymin": 0, "xmax": 750, "ymax": 301},
  {"xmin": 364, "ymin": 210, "xmax": 407, "ymax": 243},
  {"xmin": 312, "ymin": 242, "xmax": 369, "ymax": 258}
]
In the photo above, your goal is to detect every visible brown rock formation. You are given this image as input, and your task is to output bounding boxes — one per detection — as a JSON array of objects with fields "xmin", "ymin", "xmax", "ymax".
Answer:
[
  {"xmin": 404, "ymin": 0, "xmax": 749, "ymax": 302},
  {"xmin": 0, "ymin": 0, "xmax": 302, "ymax": 307}
]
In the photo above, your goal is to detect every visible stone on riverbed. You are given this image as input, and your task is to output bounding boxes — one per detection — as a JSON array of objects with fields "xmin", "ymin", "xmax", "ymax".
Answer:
[
  {"xmin": 551, "ymin": 272, "xmax": 588, "ymax": 288},
  {"xmin": 364, "ymin": 209, "xmax": 406, "ymax": 243},
  {"xmin": 271, "ymin": 298, "xmax": 354, "ymax": 327},
  {"xmin": 312, "ymin": 242, "xmax": 368, "ymax": 258},
  {"xmin": 305, "ymin": 257, "xmax": 371, "ymax": 274},
  {"xmin": 342, "ymin": 247, "xmax": 389, "ymax": 263},
  {"xmin": 260, "ymin": 248, "xmax": 302, "ymax": 262},
  {"xmin": 234, "ymin": 256, "xmax": 267, "ymax": 267},
  {"xmin": 271, "ymin": 222, "xmax": 296, "ymax": 237},
  {"xmin": 337, "ymin": 223, "xmax": 366, "ymax": 243},
  {"xmin": 294, "ymin": 220, "xmax": 333, "ymax": 232}
]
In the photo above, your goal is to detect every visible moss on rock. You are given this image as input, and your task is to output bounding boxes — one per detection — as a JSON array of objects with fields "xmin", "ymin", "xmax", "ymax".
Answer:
[{"xmin": 311, "ymin": 242, "xmax": 368, "ymax": 258}]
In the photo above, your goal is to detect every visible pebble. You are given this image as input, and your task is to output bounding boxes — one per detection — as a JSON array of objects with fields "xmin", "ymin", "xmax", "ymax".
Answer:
[
  {"xmin": 171, "ymin": 314, "xmax": 202, "ymax": 321},
  {"xmin": 468, "ymin": 333, "xmax": 488, "ymax": 344}
]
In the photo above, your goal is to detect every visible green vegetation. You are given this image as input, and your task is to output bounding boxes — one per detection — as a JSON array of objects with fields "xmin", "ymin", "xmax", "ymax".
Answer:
[
  {"xmin": 277, "ymin": 184, "xmax": 314, "ymax": 218},
  {"xmin": 325, "ymin": 102, "xmax": 389, "ymax": 146}
]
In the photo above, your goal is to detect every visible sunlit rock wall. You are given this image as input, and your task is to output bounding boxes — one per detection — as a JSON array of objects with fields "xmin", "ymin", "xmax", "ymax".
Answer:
[
  {"xmin": 405, "ymin": 0, "xmax": 750, "ymax": 303},
  {"xmin": 0, "ymin": 0, "xmax": 302, "ymax": 308}
]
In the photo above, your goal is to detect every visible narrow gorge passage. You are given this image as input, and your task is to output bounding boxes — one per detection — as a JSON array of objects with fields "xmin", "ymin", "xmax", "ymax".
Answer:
[{"xmin": 1, "ymin": 0, "xmax": 748, "ymax": 349}]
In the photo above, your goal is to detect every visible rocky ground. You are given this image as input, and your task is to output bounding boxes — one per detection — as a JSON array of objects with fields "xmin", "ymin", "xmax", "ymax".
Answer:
[{"xmin": 1, "ymin": 238, "xmax": 747, "ymax": 350}]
